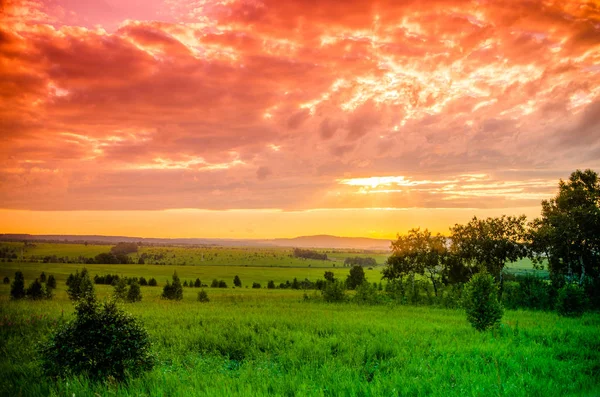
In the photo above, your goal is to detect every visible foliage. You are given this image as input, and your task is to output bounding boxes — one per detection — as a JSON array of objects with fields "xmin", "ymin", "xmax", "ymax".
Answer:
[
  {"xmin": 218, "ymin": 280, "xmax": 228, "ymax": 288},
  {"xmin": 353, "ymin": 282, "xmax": 380, "ymax": 304},
  {"xmin": 252, "ymin": 282, "xmax": 261, "ymax": 289},
  {"xmin": 197, "ymin": 289, "xmax": 210, "ymax": 302},
  {"xmin": 10, "ymin": 271, "xmax": 26, "ymax": 300},
  {"xmin": 344, "ymin": 256, "xmax": 377, "ymax": 267},
  {"xmin": 556, "ymin": 283, "xmax": 587, "ymax": 317},
  {"xmin": 529, "ymin": 169, "xmax": 600, "ymax": 305},
  {"xmin": 450, "ymin": 216, "xmax": 528, "ymax": 282},
  {"xmin": 110, "ymin": 242, "xmax": 139, "ymax": 255},
  {"xmin": 39, "ymin": 296, "xmax": 154, "ymax": 380},
  {"xmin": 462, "ymin": 272, "xmax": 503, "ymax": 331},
  {"xmin": 3, "ymin": 276, "xmax": 9, "ymax": 284},
  {"xmin": 148, "ymin": 277, "xmax": 157, "ymax": 286},
  {"xmin": 126, "ymin": 280, "xmax": 142, "ymax": 303},
  {"xmin": 161, "ymin": 271, "xmax": 183, "ymax": 300},
  {"xmin": 139, "ymin": 276, "xmax": 148, "ymax": 286},
  {"xmin": 322, "ymin": 280, "xmax": 346, "ymax": 302},
  {"xmin": 194, "ymin": 278, "xmax": 201, "ymax": 288},
  {"xmin": 346, "ymin": 265, "xmax": 366, "ymax": 290},
  {"xmin": 25, "ymin": 278, "xmax": 53, "ymax": 300},
  {"xmin": 502, "ymin": 275, "xmax": 552, "ymax": 310},
  {"xmin": 267, "ymin": 280, "xmax": 275, "ymax": 289},
  {"xmin": 233, "ymin": 275, "xmax": 242, "ymax": 287},
  {"xmin": 293, "ymin": 248, "xmax": 328, "ymax": 260},
  {"xmin": 113, "ymin": 278, "xmax": 129, "ymax": 301},
  {"xmin": 46, "ymin": 274, "xmax": 57, "ymax": 289},
  {"xmin": 40, "ymin": 272, "xmax": 47, "ymax": 283},
  {"xmin": 324, "ymin": 271, "xmax": 335, "ymax": 282},
  {"xmin": 94, "ymin": 252, "xmax": 133, "ymax": 264},
  {"xmin": 384, "ymin": 228, "xmax": 447, "ymax": 296},
  {"xmin": 66, "ymin": 268, "xmax": 95, "ymax": 301}
]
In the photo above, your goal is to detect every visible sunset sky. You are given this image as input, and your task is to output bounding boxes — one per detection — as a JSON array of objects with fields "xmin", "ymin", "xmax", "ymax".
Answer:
[{"xmin": 1, "ymin": 0, "xmax": 599, "ymax": 239}]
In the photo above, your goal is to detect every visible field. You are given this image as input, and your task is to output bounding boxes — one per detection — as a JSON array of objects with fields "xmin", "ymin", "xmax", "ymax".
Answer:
[{"xmin": 1, "ymin": 244, "xmax": 597, "ymax": 396}]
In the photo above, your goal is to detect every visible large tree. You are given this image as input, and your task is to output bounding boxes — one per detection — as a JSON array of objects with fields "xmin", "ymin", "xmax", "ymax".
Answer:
[
  {"xmin": 383, "ymin": 228, "xmax": 447, "ymax": 296},
  {"xmin": 449, "ymin": 215, "xmax": 528, "ymax": 284},
  {"xmin": 530, "ymin": 169, "xmax": 600, "ymax": 288}
]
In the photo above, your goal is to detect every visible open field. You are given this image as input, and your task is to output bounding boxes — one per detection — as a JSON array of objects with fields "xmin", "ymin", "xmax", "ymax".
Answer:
[
  {"xmin": 1, "ymin": 273, "xmax": 599, "ymax": 397},
  {"xmin": 0, "ymin": 242, "xmax": 390, "ymax": 268}
]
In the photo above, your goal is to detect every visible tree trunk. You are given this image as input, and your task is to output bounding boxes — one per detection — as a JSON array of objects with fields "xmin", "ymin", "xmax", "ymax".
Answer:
[{"xmin": 579, "ymin": 256, "xmax": 585, "ymax": 286}]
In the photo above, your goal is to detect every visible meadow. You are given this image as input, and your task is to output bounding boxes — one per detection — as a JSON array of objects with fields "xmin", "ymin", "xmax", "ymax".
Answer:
[{"xmin": 1, "ymin": 244, "xmax": 597, "ymax": 396}]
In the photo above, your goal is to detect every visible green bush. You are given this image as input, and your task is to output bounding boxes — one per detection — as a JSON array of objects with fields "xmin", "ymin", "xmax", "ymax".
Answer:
[
  {"xmin": 322, "ymin": 280, "xmax": 346, "ymax": 302},
  {"xmin": 346, "ymin": 265, "xmax": 366, "ymax": 290},
  {"xmin": 10, "ymin": 271, "xmax": 26, "ymax": 300},
  {"xmin": 218, "ymin": 280, "xmax": 228, "ymax": 288},
  {"xmin": 252, "ymin": 282, "xmax": 261, "ymax": 289},
  {"xmin": 113, "ymin": 278, "xmax": 128, "ymax": 301},
  {"xmin": 267, "ymin": 280, "xmax": 275, "ymax": 289},
  {"xmin": 126, "ymin": 280, "xmax": 142, "ymax": 303},
  {"xmin": 40, "ymin": 296, "xmax": 154, "ymax": 380},
  {"xmin": 211, "ymin": 279, "xmax": 219, "ymax": 288},
  {"xmin": 40, "ymin": 272, "xmax": 47, "ymax": 283},
  {"xmin": 148, "ymin": 278, "xmax": 157, "ymax": 286},
  {"xmin": 46, "ymin": 275, "xmax": 57, "ymax": 289},
  {"xmin": 502, "ymin": 275, "xmax": 552, "ymax": 310},
  {"xmin": 26, "ymin": 279, "xmax": 52, "ymax": 300},
  {"xmin": 353, "ymin": 282, "xmax": 380, "ymax": 305},
  {"xmin": 556, "ymin": 283, "xmax": 587, "ymax": 317},
  {"xmin": 162, "ymin": 271, "xmax": 183, "ymax": 300},
  {"xmin": 3, "ymin": 276, "xmax": 9, "ymax": 284},
  {"xmin": 66, "ymin": 268, "xmax": 95, "ymax": 301},
  {"xmin": 197, "ymin": 289, "xmax": 210, "ymax": 302},
  {"xmin": 194, "ymin": 278, "xmax": 201, "ymax": 288},
  {"xmin": 139, "ymin": 277, "xmax": 148, "ymax": 286},
  {"xmin": 233, "ymin": 275, "xmax": 242, "ymax": 288},
  {"xmin": 462, "ymin": 272, "xmax": 503, "ymax": 331}
]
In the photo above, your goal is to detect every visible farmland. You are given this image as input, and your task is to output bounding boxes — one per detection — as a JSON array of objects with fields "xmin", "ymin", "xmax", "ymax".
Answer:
[{"xmin": 1, "ymin": 243, "xmax": 597, "ymax": 396}]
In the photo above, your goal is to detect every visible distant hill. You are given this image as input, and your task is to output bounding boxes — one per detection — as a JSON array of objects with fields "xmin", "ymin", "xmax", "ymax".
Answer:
[{"xmin": 0, "ymin": 234, "xmax": 392, "ymax": 250}]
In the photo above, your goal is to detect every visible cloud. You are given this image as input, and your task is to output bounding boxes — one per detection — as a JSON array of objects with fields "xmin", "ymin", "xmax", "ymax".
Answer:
[{"xmin": 1, "ymin": 0, "xmax": 599, "ymax": 212}]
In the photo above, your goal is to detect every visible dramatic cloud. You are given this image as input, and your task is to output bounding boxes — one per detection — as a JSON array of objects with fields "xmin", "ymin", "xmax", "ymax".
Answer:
[{"xmin": 1, "ymin": 0, "xmax": 599, "ymax": 236}]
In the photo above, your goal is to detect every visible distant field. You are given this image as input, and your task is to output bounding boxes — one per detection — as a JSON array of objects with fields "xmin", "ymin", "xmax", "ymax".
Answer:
[{"xmin": 0, "ymin": 242, "xmax": 390, "ymax": 268}]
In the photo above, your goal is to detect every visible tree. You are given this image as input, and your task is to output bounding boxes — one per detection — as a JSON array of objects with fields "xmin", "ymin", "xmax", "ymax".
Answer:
[
  {"xmin": 26, "ymin": 279, "xmax": 46, "ymax": 300},
  {"xmin": 40, "ymin": 295, "xmax": 154, "ymax": 380},
  {"xmin": 40, "ymin": 272, "xmax": 47, "ymax": 283},
  {"xmin": 10, "ymin": 271, "xmax": 25, "ymax": 300},
  {"xmin": 322, "ymin": 280, "xmax": 346, "ymax": 302},
  {"xmin": 126, "ymin": 280, "xmax": 142, "ymax": 303},
  {"xmin": 529, "ymin": 170, "xmax": 600, "ymax": 296},
  {"xmin": 324, "ymin": 271, "xmax": 335, "ymax": 283},
  {"xmin": 66, "ymin": 268, "xmax": 95, "ymax": 301},
  {"xmin": 114, "ymin": 278, "xmax": 129, "ymax": 301},
  {"xmin": 252, "ymin": 282, "xmax": 261, "ymax": 289},
  {"xmin": 148, "ymin": 278, "xmax": 157, "ymax": 286},
  {"xmin": 556, "ymin": 283, "xmax": 587, "ymax": 317},
  {"xmin": 197, "ymin": 289, "xmax": 210, "ymax": 302},
  {"xmin": 383, "ymin": 228, "xmax": 447, "ymax": 296},
  {"xmin": 346, "ymin": 266, "xmax": 366, "ymax": 290},
  {"xmin": 47, "ymin": 275, "xmax": 57, "ymax": 289},
  {"xmin": 233, "ymin": 275, "xmax": 242, "ymax": 288},
  {"xmin": 450, "ymin": 215, "xmax": 528, "ymax": 284},
  {"xmin": 139, "ymin": 277, "xmax": 148, "ymax": 286},
  {"xmin": 267, "ymin": 280, "xmax": 275, "ymax": 289},
  {"xmin": 161, "ymin": 271, "xmax": 183, "ymax": 300},
  {"xmin": 462, "ymin": 272, "xmax": 503, "ymax": 331},
  {"xmin": 194, "ymin": 278, "xmax": 201, "ymax": 288},
  {"xmin": 3, "ymin": 276, "xmax": 9, "ymax": 284}
]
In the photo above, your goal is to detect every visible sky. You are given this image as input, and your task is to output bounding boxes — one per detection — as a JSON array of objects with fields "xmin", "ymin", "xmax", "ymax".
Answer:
[{"xmin": 1, "ymin": 0, "xmax": 599, "ymax": 239}]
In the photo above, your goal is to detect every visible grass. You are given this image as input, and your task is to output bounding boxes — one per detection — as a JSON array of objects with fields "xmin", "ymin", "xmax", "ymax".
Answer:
[{"xmin": 1, "ymin": 262, "xmax": 599, "ymax": 396}]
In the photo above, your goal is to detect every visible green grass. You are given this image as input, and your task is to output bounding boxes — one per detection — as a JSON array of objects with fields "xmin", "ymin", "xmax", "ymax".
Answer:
[
  {"xmin": 1, "ymin": 277, "xmax": 599, "ymax": 397},
  {"xmin": 0, "ymin": 242, "xmax": 390, "ymax": 268}
]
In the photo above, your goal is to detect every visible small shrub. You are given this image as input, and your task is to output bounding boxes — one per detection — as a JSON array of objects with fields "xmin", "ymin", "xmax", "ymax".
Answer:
[
  {"xmin": 3, "ymin": 276, "xmax": 9, "ymax": 284},
  {"xmin": 46, "ymin": 275, "xmax": 57, "ymax": 289},
  {"xmin": 346, "ymin": 266, "xmax": 366, "ymax": 290},
  {"xmin": 148, "ymin": 278, "xmax": 157, "ymax": 286},
  {"xmin": 126, "ymin": 280, "xmax": 142, "ymax": 303},
  {"xmin": 267, "ymin": 280, "xmax": 275, "ymax": 289},
  {"xmin": 211, "ymin": 279, "xmax": 219, "ymax": 288},
  {"xmin": 113, "ymin": 278, "xmax": 128, "ymax": 301},
  {"xmin": 162, "ymin": 271, "xmax": 183, "ymax": 300},
  {"xmin": 322, "ymin": 280, "xmax": 346, "ymax": 302},
  {"xmin": 556, "ymin": 283, "xmax": 587, "ymax": 317},
  {"xmin": 218, "ymin": 280, "xmax": 227, "ymax": 288},
  {"xmin": 194, "ymin": 278, "xmax": 201, "ymax": 288},
  {"xmin": 197, "ymin": 289, "xmax": 210, "ymax": 302},
  {"xmin": 139, "ymin": 277, "xmax": 148, "ymax": 286},
  {"xmin": 463, "ymin": 272, "xmax": 503, "ymax": 331},
  {"xmin": 183, "ymin": 280, "xmax": 189, "ymax": 287},
  {"xmin": 252, "ymin": 282, "xmax": 261, "ymax": 289},
  {"xmin": 353, "ymin": 282, "xmax": 380, "ymax": 305},
  {"xmin": 233, "ymin": 275, "xmax": 242, "ymax": 288},
  {"xmin": 26, "ymin": 279, "xmax": 46, "ymax": 300},
  {"xmin": 40, "ymin": 296, "xmax": 154, "ymax": 380},
  {"xmin": 10, "ymin": 271, "xmax": 26, "ymax": 300},
  {"xmin": 66, "ymin": 268, "xmax": 95, "ymax": 301},
  {"xmin": 40, "ymin": 272, "xmax": 47, "ymax": 283}
]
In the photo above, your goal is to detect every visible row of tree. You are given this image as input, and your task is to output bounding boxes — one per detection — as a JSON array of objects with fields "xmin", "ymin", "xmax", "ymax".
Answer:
[
  {"xmin": 10, "ymin": 271, "xmax": 57, "ymax": 300},
  {"xmin": 383, "ymin": 169, "xmax": 600, "ymax": 311}
]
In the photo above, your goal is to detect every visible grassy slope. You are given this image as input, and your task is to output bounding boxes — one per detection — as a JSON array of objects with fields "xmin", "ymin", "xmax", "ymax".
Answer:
[{"xmin": 1, "ymin": 283, "xmax": 599, "ymax": 397}]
